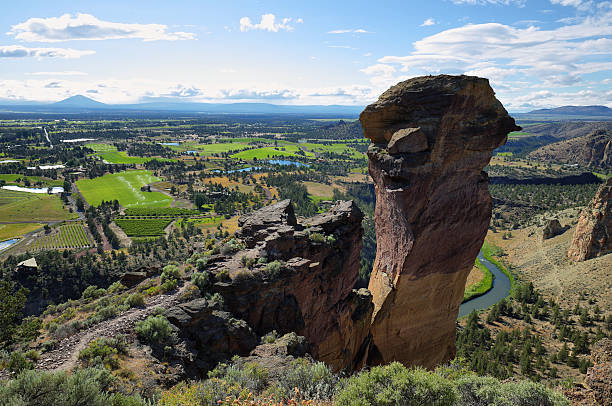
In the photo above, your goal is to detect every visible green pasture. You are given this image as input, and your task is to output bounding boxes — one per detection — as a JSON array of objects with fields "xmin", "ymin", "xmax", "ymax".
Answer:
[
  {"xmin": 76, "ymin": 170, "xmax": 173, "ymax": 208},
  {"xmin": 85, "ymin": 143, "xmax": 117, "ymax": 152},
  {"xmin": 0, "ymin": 174, "xmax": 63, "ymax": 187},
  {"xmin": 231, "ymin": 147, "xmax": 299, "ymax": 160},
  {"xmin": 0, "ymin": 223, "xmax": 44, "ymax": 240},
  {"xmin": 463, "ymin": 258, "xmax": 494, "ymax": 303},
  {"xmin": 0, "ymin": 189, "xmax": 76, "ymax": 222}
]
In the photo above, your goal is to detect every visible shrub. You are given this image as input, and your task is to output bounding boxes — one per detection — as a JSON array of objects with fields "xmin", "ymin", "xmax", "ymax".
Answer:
[
  {"xmin": 220, "ymin": 238, "xmax": 244, "ymax": 255},
  {"xmin": 135, "ymin": 315, "xmax": 174, "ymax": 346},
  {"xmin": 262, "ymin": 330, "xmax": 279, "ymax": 344},
  {"xmin": 159, "ymin": 278, "xmax": 177, "ymax": 293},
  {"xmin": 107, "ymin": 281, "xmax": 127, "ymax": 294},
  {"xmin": 191, "ymin": 271, "xmax": 211, "ymax": 292},
  {"xmin": 161, "ymin": 265, "xmax": 181, "ymax": 283},
  {"xmin": 455, "ymin": 374, "xmax": 569, "ymax": 406},
  {"xmin": 210, "ymin": 292, "xmax": 225, "ymax": 308},
  {"xmin": 274, "ymin": 360, "xmax": 338, "ymax": 401},
  {"xmin": 308, "ymin": 232, "xmax": 325, "ymax": 243},
  {"xmin": 216, "ymin": 269, "xmax": 231, "ymax": 282},
  {"xmin": 82, "ymin": 285, "xmax": 106, "ymax": 300},
  {"xmin": 124, "ymin": 293, "xmax": 146, "ymax": 308},
  {"xmin": 7, "ymin": 351, "xmax": 34, "ymax": 373},
  {"xmin": 263, "ymin": 261, "xmax": 283, "ymax": 279},
  {"xmin": 233, "ymin": 270, "xmax": 254, "ymax": 284},
  {"xmin": 209, "ymin": 361, "xmax": 270, "ymax": 393},
  {"xmin": 18, "ymin": 317, "xmax": 42, "ymax": 342},
  {"xmin": 195, "ymin": 257, "xmax": 209, "ymax": 271},
  {"xmin": 78, "ymin": 336, "xmax": 128, "ymax": 370},
  {"xmin": 0, "ymin": 367, "xmax": 148, "ymax": 406},
  {"xmin": 335, "ymin": 362, "xmax": 457, "ymax": 406}
]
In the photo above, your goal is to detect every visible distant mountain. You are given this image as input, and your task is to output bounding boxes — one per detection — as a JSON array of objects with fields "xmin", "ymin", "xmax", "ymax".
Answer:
[
  {"xmin": 526, "ymin": 105, "xmax": 612, "ymax": 116},
  {"xmin": 52, "ymin": 95, "xmax": 107, "ymax": 108},
  {"xmin": 0, "ymin": 96, "xmax": 363, "ymax": 116}
]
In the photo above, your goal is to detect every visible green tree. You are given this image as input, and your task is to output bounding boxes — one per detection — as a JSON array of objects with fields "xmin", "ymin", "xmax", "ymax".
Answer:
[{"xmin": 0, "ymin": 281, "xmax": 28, "ymax": 346}]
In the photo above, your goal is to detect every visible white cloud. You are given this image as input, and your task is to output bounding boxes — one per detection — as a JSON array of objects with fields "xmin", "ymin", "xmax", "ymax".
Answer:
[
  {"xmin": 27, "ymin": 71, "xmax": 87, "ymax": 76},
  {"xmin": 421, "ymin": 18, "xmax": 436, "ymax": 26},
  {"xmin": 240, "ymin": 14, "xmax": 300, "ymax": 32},
  {"xmin": 0, "ymin": 45, "xmax": 94, "ymax": 58},
  {"xmin": 327, "ymin": 28, "xmax": 371, "ymax": 34},
  {"xmin": 550, "ymin": 0, "xmax": 584, "ymax": 7},
  {"xmin": 328, "ymin": 45, "xmax": 358, "ymax": 50},
  {"xmin": 8, "ymin": 13, "xmax": 195, "ymax": 42},
  {"xmin": 361, "ymin": 8, "xmax": 612, "ymax": 110},
  {"xmin": 219, "ymin": 88, "xmax": 297, "ymax": 99},
  {"xmin": 451, "ymin": 0, "xmax": 527, "ymax": 5}
]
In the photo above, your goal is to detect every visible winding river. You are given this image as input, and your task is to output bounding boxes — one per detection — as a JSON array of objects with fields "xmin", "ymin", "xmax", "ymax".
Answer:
[{"xmin": 458, "ymin": 250, "xmax": 512, "ymax": 319}]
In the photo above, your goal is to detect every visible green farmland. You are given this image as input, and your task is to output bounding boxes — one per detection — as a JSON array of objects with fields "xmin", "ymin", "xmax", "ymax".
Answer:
[
  {"xmin": 76, "ymin": 170, "xmax": 173, "ymax": 208},
  {"xmin": 115, "ymin": 218, "xmax": 172, "ymax": 236},
  {"xmin": 0, "ymin": 189, "xmax": 76, "ymax": 222},
  {"xmin": 32, "ymin": 222, "xmax": 91, "ymax": 251}
]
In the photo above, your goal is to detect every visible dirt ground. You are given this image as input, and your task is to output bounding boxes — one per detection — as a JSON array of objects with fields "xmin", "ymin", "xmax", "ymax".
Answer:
[{"xmin": 486, "ymin": 207, "xmax": 612, "ymax": 311}]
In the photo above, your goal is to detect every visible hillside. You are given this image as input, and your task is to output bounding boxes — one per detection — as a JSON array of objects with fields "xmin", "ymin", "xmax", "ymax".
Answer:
[
  {"xmin": 527, "ymin": 106, "xmax": 612, "ymax": 116},
  {"xmin": 528, "ymin": 130, "xmax": 611, "ymax": 170},
  {"xmin": 525, "ymin": 122, "xmax": 612, "ymax": 140}
]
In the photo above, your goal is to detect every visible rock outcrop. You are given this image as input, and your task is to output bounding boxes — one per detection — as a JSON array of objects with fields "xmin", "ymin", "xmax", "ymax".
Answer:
[
  {"xmin": 568, "ymin": 178, "xmax": 612, "ymax": 261},
  {"xmin": 542, "ymin": 218, "xmax": 567, "ymax": 240},
  {"xmin": 565, "ymin": 338, "xmax": 612, "ymax": 406},
  {"xmin": 360, "ymin": 75, "xmax": 519, "ymax": 368},
  {"xmin": 207, "ymin": 200, "xmax": 373, "ymax": 372},
  {"xmin": 528, "ymin": 129, "xmax": 611, "ymax": 170}
]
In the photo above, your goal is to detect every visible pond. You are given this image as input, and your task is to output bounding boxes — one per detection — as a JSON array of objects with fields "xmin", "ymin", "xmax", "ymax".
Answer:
[
  {"xmin": 0, "ymin": 239, "xmax": 19, "ymax": 252},
  {"xmin": 267, "ymin": 160, "xmax": 310, "ymax": 167},
  {"xmin": 2, "ymin": 185, "xmax": 65, "ymax": 194},
  {"xmin": 458, "ymin": 250, "xmax": 512, "ymax": 319}
]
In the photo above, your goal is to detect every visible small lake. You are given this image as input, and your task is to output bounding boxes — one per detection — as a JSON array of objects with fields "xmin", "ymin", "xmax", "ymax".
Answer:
[
  {"xmin": 27, "ymin": 164, "xmax": 65, "ymax": 170},
  {"xmin": 0, "ymin": 239, "xmax": 19, "ymax": 252},
  {"xmin": 2, "ymin": 185, "xmax": 65, "ymax": 194},
  {"xmin": 159, "ymin": 142, "xmax": 180, "ymax": 146},
  {"xmin": 268, "ymin": 160, "xmax": 309, "ymax": 167},
  {"xmin": 458, "ymin": 250, "xmax": 512, "ymax": 319}
]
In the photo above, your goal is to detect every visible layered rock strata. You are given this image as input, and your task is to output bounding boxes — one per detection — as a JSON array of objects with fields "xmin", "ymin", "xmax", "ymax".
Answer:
[
  {"xmin": 360, "ymin": 75, "xmax": 519, "ymax": 368},
  {"xmin": 568, "ymin": 177, "xmax": 612, "ymax": 261},
  {"xmin": 206, "ymin": 200, "xmax": 372, "ymax": 372}
]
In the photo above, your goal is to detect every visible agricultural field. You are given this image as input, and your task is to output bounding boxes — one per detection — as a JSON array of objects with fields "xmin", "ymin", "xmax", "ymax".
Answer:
[
  {"xmin": 0, "ymin": 174, "xmax": 63, "ymax": 187},
  {"xmin": 76, "ymin": 170, "xmax": 173, "ymax": 208},
  {"xmin": 100, "ymin": 151, "xmax": 175, "ymax": 164},
  {"xmin": 123, "ymin": 207, "xmax": 200, "ymax": 217},
  {"xmin": 85, "ymin": 143, "xmax": 116, "ymax": 152},
  {"xmin": 230, "ymin": 146, "xmax": 303, "ymax": 160},
  {"xmin": 0, "ymin": 223, "xmax": 43, "ymax": 240},
  {"xmin": 31, "ymin": 222, "xmax": 91, "ymax": 251},
  {"xmin": 114, "ymin": 218, "xmax": 173, "ymax": 236},
  {"xmin": 0, "ymin": 189, "xmax": 77, "ymax": 222}
]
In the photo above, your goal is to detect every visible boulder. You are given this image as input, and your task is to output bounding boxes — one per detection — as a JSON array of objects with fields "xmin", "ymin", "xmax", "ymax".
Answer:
[
  {"xmin": 542, "ymin": 218, "xmax": 567, "ymax": 240},
  {"xmin": 361, "ymin": 75, "xmax": 519, "ymax": 368}
]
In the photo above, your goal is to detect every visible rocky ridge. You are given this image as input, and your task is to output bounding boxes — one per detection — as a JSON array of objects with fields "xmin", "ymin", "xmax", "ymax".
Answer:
[
  {"xmin": 166, "ymin": 200, "xmax": 373, "ymax": 375},
  {"xmin": 528, "ymin": 129, "xmax": 611, "ymax": 170},
  {"xmin": 360, "ymin": 75, "xmax": 519, "ymax": 368},
  {"xmin": 568, "ymin": 177, "xmax": 612, "ymax": 261}
]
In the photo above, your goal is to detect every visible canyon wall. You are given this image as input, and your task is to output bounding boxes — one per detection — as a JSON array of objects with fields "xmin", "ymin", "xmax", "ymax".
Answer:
[{"xmin": 360, "ymin": 75, "xmax": 519, "ymax": 368}]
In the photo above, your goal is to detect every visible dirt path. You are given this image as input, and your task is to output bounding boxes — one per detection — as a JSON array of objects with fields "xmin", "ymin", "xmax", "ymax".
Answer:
[{"xmin": 37, "ymin": 288, "xmax": 184, "ymax": 372}]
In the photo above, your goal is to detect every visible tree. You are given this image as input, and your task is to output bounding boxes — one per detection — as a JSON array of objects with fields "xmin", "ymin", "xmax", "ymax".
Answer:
[{"xmin": 0, "ymin": 281, "xmax": 28, "ymax": 346}]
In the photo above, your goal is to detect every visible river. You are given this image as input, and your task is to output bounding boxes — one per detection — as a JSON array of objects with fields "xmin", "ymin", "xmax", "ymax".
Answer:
[{"xmin": 458, "ymin": 250, "xmax": 512, "ymax": 319}]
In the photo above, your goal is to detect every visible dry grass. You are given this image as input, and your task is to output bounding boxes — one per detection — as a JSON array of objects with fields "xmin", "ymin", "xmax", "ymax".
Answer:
[
  {"xmin": 304, "ymin": 182, "xmax": 335, "ymax": 199},
  {"xmin": 465, "ymin": 265, "xmax": 485, "ymax": 289}
]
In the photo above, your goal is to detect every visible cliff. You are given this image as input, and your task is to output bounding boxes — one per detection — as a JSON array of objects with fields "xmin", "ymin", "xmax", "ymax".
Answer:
[
  {"xmin": 167, "ymin": 200, "xmax": 373, "ymax": 374},
  {"xmin": 568, "ymin": 177, "xmax": 612, "ymax": 261},
  {"xmin": 360, "ymin": 75, "xmax": 519, "ymax": 368},
  {"xmin": 528, "ymin": 129, "xmax": 611, "ymax": 170}
]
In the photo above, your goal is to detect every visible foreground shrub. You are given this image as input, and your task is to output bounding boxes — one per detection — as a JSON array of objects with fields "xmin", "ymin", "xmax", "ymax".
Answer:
[
  {"xmin": 124, "ymin": 293, "xmax": 146, "ymax": 308},
  {"xmin": 161, "ymin": 265, "xmax": 181, "ymax": 283},
  {"xmin": 135, "ymin": 315, "xmax": 174, "ymax": 346},
  {"xmin": 191, "ymin": 271, "xmax": 211, "ymax": 292},
  {"xmin": 78, "ymin": 336, "xmax": 128, "ymax": 370},
  {"xmin": 0, "ymin": 367, "xmax": 149, "ymax": 406},
  {"xmin": 455, "ymin": 374, "xmax": 570, "ymax": 406},
  {"xmin": 336, "ymin": 362, "xmax": 457, "ymax": 406},
  {"xmin": 271, "ymin": 359, "xmax": 338, "ymax": 401}
]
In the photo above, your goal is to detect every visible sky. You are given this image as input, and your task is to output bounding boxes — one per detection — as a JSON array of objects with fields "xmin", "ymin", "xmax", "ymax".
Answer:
[{"xmin": 0, "ymin": 0, "xmax": 610, "ymax": 112}]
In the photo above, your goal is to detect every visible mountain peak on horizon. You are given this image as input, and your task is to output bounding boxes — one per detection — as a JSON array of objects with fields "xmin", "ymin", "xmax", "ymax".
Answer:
[
  {"xmin": 52, "ymin": 95, "xmax": 106, "ymax": 107},
  {"xmin": 527, "ymin": 105, "xmax": 612, "ymax": 116}
]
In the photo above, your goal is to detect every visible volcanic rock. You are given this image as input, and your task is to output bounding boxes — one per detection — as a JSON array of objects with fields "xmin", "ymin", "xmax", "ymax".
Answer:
[
  {"xmin": 216, "ymin": 200, "xmax": 373, "ymax": 371},
  {"xmin": 542, "ymin": 218, "xmax": 567, "ymax": 240},
  {"xmin": 568, "ymin": 178, "xmax": 612, "ymax": 261},
  {"xmin": 361, "ymin": 75, "xmax": 519, "ymax": 368}
]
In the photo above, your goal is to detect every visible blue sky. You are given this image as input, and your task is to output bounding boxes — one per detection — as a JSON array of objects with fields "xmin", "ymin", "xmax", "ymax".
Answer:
[{"xmin": 0, "ymin": 0, "xmax": 610, "ymax": 111}]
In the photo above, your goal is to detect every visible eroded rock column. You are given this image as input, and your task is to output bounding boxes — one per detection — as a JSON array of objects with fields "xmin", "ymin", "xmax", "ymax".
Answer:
[{"xmin": 361, "ymin": 75, "xmax": 519, "ymax": 368}]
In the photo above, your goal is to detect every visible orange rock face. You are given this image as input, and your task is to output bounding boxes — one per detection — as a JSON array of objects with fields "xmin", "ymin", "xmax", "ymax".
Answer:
[
  {"xmin": 567, "ymin": 177, "xmax": 611, "ymax": 261},
  {"xmin": 360, "ymin": 75, "xmax": 519, "ymax": 368}
]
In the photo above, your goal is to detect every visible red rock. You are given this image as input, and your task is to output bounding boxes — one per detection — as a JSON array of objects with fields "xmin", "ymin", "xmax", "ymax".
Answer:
[
  {"xmin": 568, "ymin": 178, "xmax": 612, "ymax": 261},
  {"xmin": 360, "ymin": 75, "xmax": 519, "ymax": 368}
]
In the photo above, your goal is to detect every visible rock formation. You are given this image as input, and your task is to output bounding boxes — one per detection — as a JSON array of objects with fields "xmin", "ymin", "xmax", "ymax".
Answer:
[
  {"xmin": 360, "ymin": 75, "xmax": 519, "ymax": 368},
  {"xmin": 171, "ymin": 200, "xmax": 373, "ymax": 373},
  {"xmin": 568, "ymin": 178, "xmax": 612, "ymax": 261},
  {"xmin": 564, "ymin": 338, "xmax": 612, "ymax": 406},
  {"xmin": 528, "ymin": 129, "xmax": 611, "ymax": 170},
  {"xmin": 542, "ymin": 218, "xmax": 567, "ymax": 240}
]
